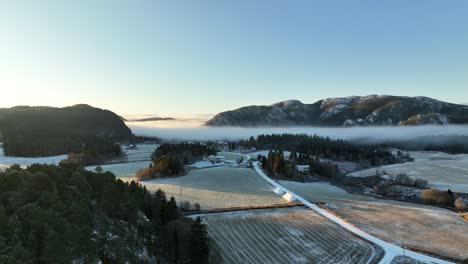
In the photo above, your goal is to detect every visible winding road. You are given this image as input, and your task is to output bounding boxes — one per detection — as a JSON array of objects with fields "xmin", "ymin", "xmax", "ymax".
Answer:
[{"xmin": 251, "ymin": 161, "xmax": 455, "ymax": 264}]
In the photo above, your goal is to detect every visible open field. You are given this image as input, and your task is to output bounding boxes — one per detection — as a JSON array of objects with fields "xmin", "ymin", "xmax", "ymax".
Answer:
[
  {"xmin": 325, "ymin": 200, "xmax": 468, "ymax": 261},
  {"xmin": 349, "ymin": 151, "xmax": 468, "ymax": 193},
  {"xmin": 86, "ymin": 160, "xmax": 151, "ymax": 179},
  {"xmin": 132, "ymin": 167, "xmax": 288, "ymax": 209},
  {"xmin": 217, "ymin": 151, "xmax": 249, "ymax": 161},
  {"xmin": 200, "ymin": 207, "xmax": 382, "ymax": 264},
  {"xmin": 0, "ymin": 145, "xmax": 67, "ymax": 171},
  {"xmin": 279, "ymin": 181, "xmax": 374, "ymax": 203}
]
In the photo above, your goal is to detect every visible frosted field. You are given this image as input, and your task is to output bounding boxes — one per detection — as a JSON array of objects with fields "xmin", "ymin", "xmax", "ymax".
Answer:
[
  {"xmin": 201, "ymin": 207, "xmax": 382, "ymax": 264},
  {"xmin": 278, "ymin": 181, "xmax": 374, "ymax": 203},
  {"xmin": 130, "ymin": 167, "xmax": 288, "ymax": 209},
  {"xmin": 349, "ymin": 151, "xmax": 468, "ymax": 193},
  {"xmin": 85, "ymin": 160, "xmax": 151, "ymax": 179},
  {"xmin": 217, "ymin": 151, "xmax": 249, "ymax": 161},
  {"xmin": 0, "ymin": 145, "xmax": 67, "ymax": 171},
  {"xmin": 326, "ymin": 200, "xmax": 468, "ymax": 261},
  {"xmin": 105, "ymin": 143, "xmax": 157, "ymax": 163}
]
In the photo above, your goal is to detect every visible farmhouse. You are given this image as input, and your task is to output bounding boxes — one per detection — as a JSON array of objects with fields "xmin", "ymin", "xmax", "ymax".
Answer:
[
  {"xmin": 295, "ymin": 165, "xmax": 310, "ymax": 173},
  {"xmin": 207, "ymin": 155, "xmax": 225, "ymax": 163}
]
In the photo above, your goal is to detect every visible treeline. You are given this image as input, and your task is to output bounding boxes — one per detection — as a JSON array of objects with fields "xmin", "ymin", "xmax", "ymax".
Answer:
[
  {"xmin": 243, "ymin": 134, "xmax": 401, "ymax": 166},
  {"xmin": 0, "ymin": 104, "xmax": 132, "ymax": 157},
  {"xmin": 137, "ymin": 156, "xmax": 184, "ymax": 181},
  {"xmin": 259, "ymin": 150, "xmax": 339, "ymax": 179},
  {"xmin": 152, "ymin": 143, "xmax": 216, "ymax": 165},
  {"xmin": 137, "ymin": 143, "xmax": 217, "ymax": 181},
  {"xmin": 0, "ymin": 163, "xmax": 209, "ymax": 263}
]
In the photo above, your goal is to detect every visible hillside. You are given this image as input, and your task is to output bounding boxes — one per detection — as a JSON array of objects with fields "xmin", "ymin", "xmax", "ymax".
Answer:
[
  {"xmin": 0, "ymin": 104, "xmax": 132, "ymax": 157},
  {"xmin": 0, "ymin": 164, "xmax": 209, "ymax": 263},
  {"xmin": 205, "ymin": 95, "xmax": 468, "ymax": 127}
]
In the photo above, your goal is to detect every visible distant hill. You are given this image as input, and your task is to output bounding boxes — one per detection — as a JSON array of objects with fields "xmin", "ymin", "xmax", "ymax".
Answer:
[
  {"xmin": 127, "ymin": 117, "xmax": 176, "ymax": 122},
  {"xmin": 0, "ymin": 104, "xmax": 132, "ymax": 156},
  {"xmin": 205, "ymin": 95, "xmax": 468, "ymax": 127}
]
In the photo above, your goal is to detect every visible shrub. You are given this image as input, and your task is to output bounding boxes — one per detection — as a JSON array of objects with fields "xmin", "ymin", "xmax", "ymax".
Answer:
[
  {"xmin": 414, "ymin": 178, "xmax": 428, "ymax": 189},
  {"xmin": 454, "ymin": 197, "xmax": 468, "ymax": 210},
  {"xmin": 421, "ymin": 189, "xmax": 453, "ymax": 206}
]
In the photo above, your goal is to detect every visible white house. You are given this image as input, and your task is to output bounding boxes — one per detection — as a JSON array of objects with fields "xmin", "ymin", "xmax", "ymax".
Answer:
[
  {"xmin": 274, "ymin": 186, "xmax": 285, "ymax": 195},
  {"xmin": 295, "ymin": 165, "xmax": 310, "ymax": 173},
  {"xmin": 282, "ymin": 192, "xmax": 296, "ymax": 202}
]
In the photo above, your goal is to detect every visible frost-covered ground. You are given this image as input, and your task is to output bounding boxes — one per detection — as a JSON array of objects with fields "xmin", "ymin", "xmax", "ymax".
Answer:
[
  {"xmin": 0, "ymin": 145, "xmax": 67, "ymax": 171},
  {"xmin": 216, "ymin": 151, "xmax": 249, "ymax": 161},
  {"xmin": 349, "ymin": 151, "xmax": 468, "ymax": 193},
  {"xmin": 84, "ymin": 143, "xmax": 157, "ymax": 177},
  {"xmin": 106, "ymin": 143, "xmax": 157, "ymax": 163},
  {"xmin": 123, "ymin": 167, "xmax": 288, "ymax": 209},
  {"xmin": 325, "ymin": 200, "xmax": 468, "ymax": 261},
  {"xmin": 200, "ymin": 207, "xmax": 382, "ymax": 264},
  {"xmin": 85, "ymin": 160, "xmax": 151, "ymax": 179},
  {"xmin": 278, "ymin": 181, "xmax": 374, "ymax": 203}
]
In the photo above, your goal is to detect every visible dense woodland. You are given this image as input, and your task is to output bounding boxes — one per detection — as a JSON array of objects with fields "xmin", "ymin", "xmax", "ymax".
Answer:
[
  {"xmin": 152, "ymin": 143, "xmax": 216, "ymax": 165},
  {"xmin": 136, "ymin": 143, "xmax": 216, "ymax": 181},
  {"xmin": 0, "ymin": 163, "xmax": 209, "ymax": 264},
  {"xmin": 0, "ymin": 105, "xmax": 132, "ymax": 157},
  {"xmin": 244, "ymin": 134, "xmax": 402, "ymax": 166},
  {"xmin": 259, "ymin": 150, "xmax": 340, "ymax": 180}
]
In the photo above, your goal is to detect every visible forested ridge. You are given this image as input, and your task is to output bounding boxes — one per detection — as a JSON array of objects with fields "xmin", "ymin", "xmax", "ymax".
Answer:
[
  {"xmin": 0, "ymin": 105, "xmax": 132, "ymax": 157},
  {"xmin": 0, "ymin": 163, "xmax": 209, "ymax": 264},
  {"xmin": 242, "ymin": 134, "xmax": 398, "ymax": 165}
]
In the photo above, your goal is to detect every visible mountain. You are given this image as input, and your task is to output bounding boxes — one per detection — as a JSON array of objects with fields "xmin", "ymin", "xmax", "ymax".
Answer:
[
  {"xmin": 127, "ymin": 116, "xmax": 176, "ymax": 122},
  {"xmin": 0, "ymin": 104, "xmax": 132, "ymax": 156},
  {"xmin": 205, "ymin": 95, "xmax": 468, "ymax": 127}
]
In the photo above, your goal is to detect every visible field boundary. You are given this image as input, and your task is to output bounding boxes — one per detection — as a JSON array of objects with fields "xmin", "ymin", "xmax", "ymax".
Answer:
[
  {"xmin": 251, "ymin": 161, "xmax": 455, "ymax": 264},
  {"xmin": 184, "ymin": 202, "xmax": 303, "ymax": 216}
]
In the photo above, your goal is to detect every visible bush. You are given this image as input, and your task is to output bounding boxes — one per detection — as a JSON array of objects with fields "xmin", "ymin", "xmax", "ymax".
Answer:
[
  {"xmin": 454, "ymin": 196, "xmax": 468, "ymax": 210},
  {"xmin": 421, "ymin": 189, "xmax": 453, "ymax": 206},
  {"xmin": 414, "ymin": 178, "xmax": 428, "ymax": 189}
]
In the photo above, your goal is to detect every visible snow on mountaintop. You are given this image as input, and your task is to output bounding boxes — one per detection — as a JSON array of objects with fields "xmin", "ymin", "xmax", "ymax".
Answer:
[{"xmin": 271, "ymin": 100, "xmax": 303, "ymax": 107}]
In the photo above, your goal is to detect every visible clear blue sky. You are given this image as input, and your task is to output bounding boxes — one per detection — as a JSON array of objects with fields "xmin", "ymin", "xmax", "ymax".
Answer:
[{"xmin": 1, "ymin": 1, "xmax": 467, "ymax": 115}]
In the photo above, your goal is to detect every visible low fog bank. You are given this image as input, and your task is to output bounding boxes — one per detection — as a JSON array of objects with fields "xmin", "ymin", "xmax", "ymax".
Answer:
[{"xmin": 128, "ymin": 124, "xmax": 468, "ymax": 142}]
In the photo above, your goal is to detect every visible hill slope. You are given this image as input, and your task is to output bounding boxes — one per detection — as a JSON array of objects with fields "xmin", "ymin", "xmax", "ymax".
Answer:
[
  {"xmin": 205, "ymin": 95, "xmax": 468, "ymax": 127},
  {"xmin": 0, "ymin": 104, "xmax": 132, "ymax": 156}
]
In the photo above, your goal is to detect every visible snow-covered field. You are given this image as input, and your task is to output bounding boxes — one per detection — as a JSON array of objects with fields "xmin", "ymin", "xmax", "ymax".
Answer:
[
  {"xmin": 217, "ymin": 151, "xmax": 249, "ymax": 161},
  {"xmin": 201, "ymin": 207, "xmax": 382, "ymax": 264},
  {"xmin": 85, "ymin": 160, "xmax": 151, "ymax": 179},
  {"xmin": 106, "ymin": 143, "xmax": 157, "ymax": 164},
  {"xmin": 0, "ymin": 146, "xmax": 67, "ymax": 171},
  {"xmin": 125, "ymin": 167, "xmax": 288, "ymax": 209},
  {"xmin": 278, "ymin": 181, "xmax": 374, "ymax": 203},
  {"xmin": 349, "ymin": 151, "xmax": 468, "ymax": 193},
  {"xmin": 325, "ymin": 200, "xmax": 468, "ymax": 261}
]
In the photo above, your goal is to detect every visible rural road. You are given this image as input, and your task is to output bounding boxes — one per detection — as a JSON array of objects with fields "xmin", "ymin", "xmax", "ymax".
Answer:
[{"xmin": 251, "ymin": 161, "xmax": 455, "ymax": 264}]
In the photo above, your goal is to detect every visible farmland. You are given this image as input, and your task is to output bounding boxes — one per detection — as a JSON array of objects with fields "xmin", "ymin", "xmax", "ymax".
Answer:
[
  {"xmin": 325, "ymin": 200, "xmax": 468, "ymax": 261},
  {"xmin": 349, "ymin": 151, "xmax": 468, "ymax": 192},
  {"xmin": 278, "ymin": 181, "xmax": 374, "ymax": 203},
  {"xmin": 132, "ymin": 167, "xmax": 288, "ymax": 209},
  {"xmin": 200, "ymin": 207, "xmax": 383, "ymax": 264}
]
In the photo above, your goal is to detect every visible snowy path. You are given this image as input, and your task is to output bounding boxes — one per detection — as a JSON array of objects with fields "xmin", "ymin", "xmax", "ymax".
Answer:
[{"xmin": 251, "ymin": 161, "xmax": 455, "ymax": 264}]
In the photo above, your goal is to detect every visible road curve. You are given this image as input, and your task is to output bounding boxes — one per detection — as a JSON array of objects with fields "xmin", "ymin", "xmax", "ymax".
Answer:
[{"xmin": 251, "ymin": 161, "xmax": 454, "ymax": 264}]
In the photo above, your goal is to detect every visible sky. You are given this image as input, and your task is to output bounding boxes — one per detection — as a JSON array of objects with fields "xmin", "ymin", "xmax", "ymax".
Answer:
[{"xmin": 1, "ymin": 1, "xmax": 467, "ymax": 116}]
